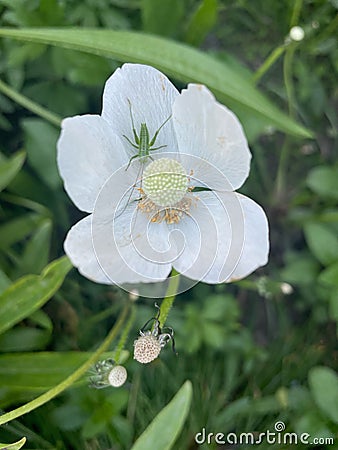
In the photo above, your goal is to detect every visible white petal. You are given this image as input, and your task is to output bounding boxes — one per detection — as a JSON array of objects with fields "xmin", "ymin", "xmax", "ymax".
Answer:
[
  {"xmin": 57, "ymin": 115, "xmax": 128, "ymax": 213},
  {"xmin": 173, "ymin": 84, "xmax": 251, "ymax": 191},
  {"xmin": 92, "ymin": 189, "xmax": 174, "ymax": 284},
  {"xmin": 102, "ymin": 63, "xmax": 179, "ymax": 156},
  {"xmin": 64, "ymin": 215, "xmax": 112, "ymax": 284},
  {"xmin": 173, "ymin": 191, "xmax": 269, "ymax": 283}
]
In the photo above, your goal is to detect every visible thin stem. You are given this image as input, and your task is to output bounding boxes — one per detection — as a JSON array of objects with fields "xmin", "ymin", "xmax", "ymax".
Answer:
[
  {"xmin": 253, "ymin": 45, "xmax": 286, "ymax": 85},
  {"xmin": 289, "ymin": 0, "xmax": 303, "ymax": 27},
  {"xmin": 158, "ymin": 268, "xmax": 180, "ymax": 326},
  {"xmin": 0, "ymin": 303, "xmax": 129, "ymax": 425},
  {"xmin": 0, "ymin": 79, "xmax": 62, "ymax": 127},
  {"xmin": 275, "ymin": 45, "xmax": 296, "ymax": 199}
]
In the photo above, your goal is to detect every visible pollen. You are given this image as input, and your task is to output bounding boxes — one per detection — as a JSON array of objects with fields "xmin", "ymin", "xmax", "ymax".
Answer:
[
  {"xmin": 108, "ymin": 365, "xmax": 127, "ymax": 387},
  {"xmin": 138, "ymin": 195, "xmax": 195, "ymax": 224},
  {"xmin": 142, "ymin": 158, "xmax": 188, "ymax": 207},
  {"xmin": 133, "ymin": 334, "xmax": 162, "ymax": 364}
]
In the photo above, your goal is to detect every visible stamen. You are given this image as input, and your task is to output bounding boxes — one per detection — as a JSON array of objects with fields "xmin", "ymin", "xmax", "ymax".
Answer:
[{"xmin": 138, "ymin": 195, "xmax": 195, "ymax": 224}]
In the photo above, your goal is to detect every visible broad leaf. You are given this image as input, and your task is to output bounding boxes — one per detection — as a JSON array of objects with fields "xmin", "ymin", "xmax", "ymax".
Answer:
[
  {"xmin": 22, "ymin": 118, "xmax": 61, "ymax": 189},
  {"xmin": 304, "ymin": 222, "xmax": 338, "ymax": 266},
  {"xmin": 0, "ymin": 151, "xmax": 25, "ymax": 192},
  {"xmin": 309, "ymin": 366, "xmax": 338, "ymax": 423},
  {"xmin": 131, "ymin": 380, "xmax": 192, "ymax": 450},
  {"xmin": 0, "ymin": 28, "xmax": 311, "ymax": 138},
  {"xmin": 307, "ymin": 166, "xmax": 338, "ymax": 200},
  {"xmin": 0, "ymin": 350, "xmax": 129, "ymax": 407},
  {"xmin": 0, "ymin": 213, "xmax": 45, "ymax": 251},
  {"xmin": 0, "ymin": 256, "xmax": 72, "ymax": 335}
]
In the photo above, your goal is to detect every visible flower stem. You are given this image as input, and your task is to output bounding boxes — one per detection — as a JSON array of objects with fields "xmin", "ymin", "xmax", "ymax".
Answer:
[
  {"xmin": 0, "ymin": 303, "xmax": 130, "ymax": 426},
  {"xmin": 0, "ymin": 78, "xmax": 62, "ymax": 127},
  {"xmin": 253, "ymin": 45, "xmax": 286, "ymax": 85},
  {"xmin": 274, "ymin": 0, "xmax": 304, "ymax": 201},
  {"xmin": 159, "ymin": 269, "xmax": 180, "ymax": 326}
]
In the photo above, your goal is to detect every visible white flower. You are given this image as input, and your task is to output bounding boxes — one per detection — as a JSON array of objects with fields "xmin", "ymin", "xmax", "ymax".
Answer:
[{"xmin": 57, "ymin": 64, "xmax": 269, "ymax": 288}]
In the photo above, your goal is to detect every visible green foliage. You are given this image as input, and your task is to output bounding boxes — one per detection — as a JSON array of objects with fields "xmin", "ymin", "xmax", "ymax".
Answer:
[
  {"xmin": 185, "ymin": 0, "xmax": 218, "ymax": 46},
  {"xmin": 0, "ymin": 27, "xmax": 311, "ymax": 138},
  {"xmin": 21, "ymin": 118, "xmax": 61, "ymax": 189},
  {"xmin": 0, "ymin": 0, "xmax": 336, "ymax": 449},
  {"xmin": 307, "ymin": 165, "xmax": 338, "ymax": 200},
  {"xmin": 141, "ymin": 0, "xmax": 184, "ymax": 37},
  {"xmin": 0, "ymin": 151, "xmax": 25, "ymax": 192},
  {"xmin": 309, "ymin": 366, "xmax": 338, "ymax": 424}
]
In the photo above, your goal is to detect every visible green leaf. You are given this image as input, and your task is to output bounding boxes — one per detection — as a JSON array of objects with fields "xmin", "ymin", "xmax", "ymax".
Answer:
[
  {"xmin": 142, "ymin": 0, "xmax": 184, "ymax": 37},
  {"xmin": 0, "ymin": 437, "xmax": 26, "ymax": 450},
  {"xmin": 0, "ymin": 151, "xmax": 25, "ymax": 192},
  {"xmin": 19, "ymin": 218, "xmax": 52, "ymax": 275},
  {"xmin": 0, "ymin": 326, "xmax": 51, "ymax": 352},
  {"xmin": 0, "ymin": 256, "xmax": 72, "ymax": 335},
  {"xmin": 280, "ymin": 255, "xmax": 320, "ymax": 285},
  {"xmin": 318, "ymin": 262, "xmax": 338, "ymax": 287},
  {"xmin": 307, "ymin": 166, "xmax": 338, "ymax": 200},
  {"xmin": 0, "ymin": 270, "xmax": 11, "ymax": 294},
  {"xmin": 0, "ymin": 213, "xmax": 45, "ymax": 251},
  {"xmin": 185, "ymin": 0, "xmax": 218, "ymax": 46},
  {"xmin": 0, "ymin": 351, "xmax": 107, "ymax": 389},
  {"xmin": 0, "ymin": 350, "xmax": 129, "ymax": 407},
  {"xmin": 0, "ymin": 28, "xmax": 312, "ymax": 138},
  {"xmin": 304, "ymin": 222, "xmax": 338, "ymax": 266},
  {"xmin": 309, "ymin": 366, "xmax": 338, "ymax": 423},
  {"xmin": 21, "ymin": 118, "xmax": 61, "ymax": 189},
  {"xmin": 131, "ymin": 380, "xmax": 192, "ymax": 450}
]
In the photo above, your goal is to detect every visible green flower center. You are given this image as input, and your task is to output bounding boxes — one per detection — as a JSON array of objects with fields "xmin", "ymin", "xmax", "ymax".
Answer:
[{"xmin": 142, "ymin": 158, "xmax": 188, "ymax": 207}]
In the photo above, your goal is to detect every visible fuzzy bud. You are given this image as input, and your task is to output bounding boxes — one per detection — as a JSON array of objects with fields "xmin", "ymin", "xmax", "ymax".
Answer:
[
  {"xmin": 134, "ymin": 334, "xmax": 161, "ymax": 364},
  {"xmin": 108, "ymin": 365, "xmax": 127, "ymax": 387}
]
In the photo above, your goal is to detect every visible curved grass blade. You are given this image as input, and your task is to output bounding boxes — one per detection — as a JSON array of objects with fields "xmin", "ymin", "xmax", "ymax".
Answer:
[
  {"xmin": 0, "ymin": 28, "xmax": 312, "ymax": 138},
  {"xmin": 131, "ymin": 380, "xmax": 192, "ymax": 450}
]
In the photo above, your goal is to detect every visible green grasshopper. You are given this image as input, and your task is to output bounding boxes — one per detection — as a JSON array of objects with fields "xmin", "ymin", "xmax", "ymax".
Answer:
[
  {"xmin": 123, "ymin": 98, "xmax": 171, "ymax": 170},
  {"xmin": 115, "ymin": 99, "xmax": 171, "ymax": 218}
]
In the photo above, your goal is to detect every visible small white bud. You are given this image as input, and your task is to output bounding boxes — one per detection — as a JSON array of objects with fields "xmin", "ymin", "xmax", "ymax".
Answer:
[
  {"xmin": 289, "ymin": 26, "xmax": 305, "ymax": 42},
  {"xmin": 134, "ymin": 334, "xmax": 161, "ymax": 364},
  {"xmin": 108, "ymin": 365, "xmax": 127, "ymax": 387},
  {"xmin": 280, "ymin": 282, "xmax": 294, "ymax": 295}
]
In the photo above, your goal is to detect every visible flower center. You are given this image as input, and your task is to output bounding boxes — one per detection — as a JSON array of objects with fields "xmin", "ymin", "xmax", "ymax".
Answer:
[{"xmin": 142, "ymin": 158, "xmax": 188, "ymax": 207}]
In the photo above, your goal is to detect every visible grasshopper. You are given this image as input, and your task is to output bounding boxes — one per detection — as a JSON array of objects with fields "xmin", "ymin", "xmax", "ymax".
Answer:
[
  {"xmin": 123, "ymin": 98, "xmax": 171, "ymax": 170},
  {"xmin": 115, "ymin": 99, "xmax": 171, "ymax": 218}
]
